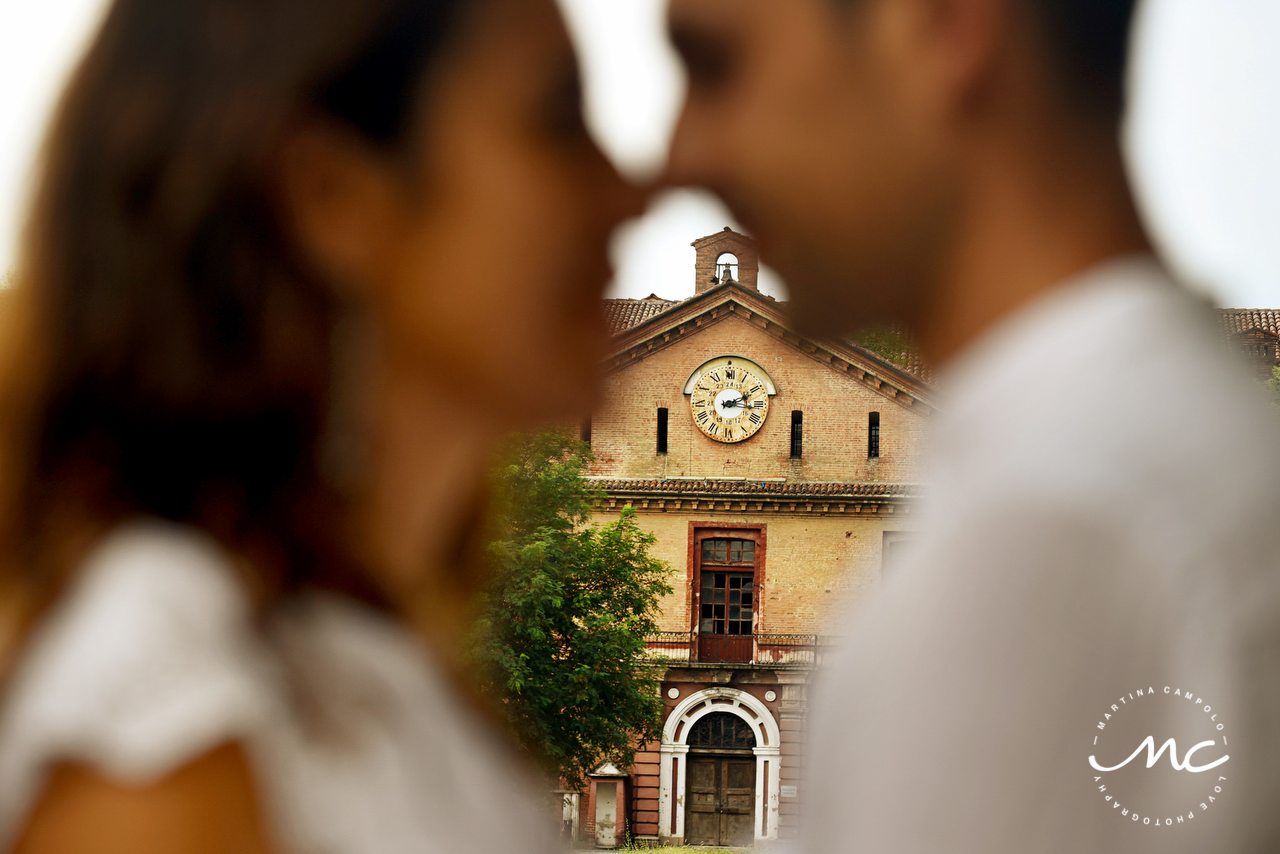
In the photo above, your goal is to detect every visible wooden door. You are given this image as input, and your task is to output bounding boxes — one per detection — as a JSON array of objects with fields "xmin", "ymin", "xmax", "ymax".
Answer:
[
  {"xmin": 685, "ymin": 756, "xmax": 756, "ymax": 846},
  {"xmin": 720, "ymin": 758, "xmax": 756, "ymax": 845},
  {"xmin": 697, "ymin": 570, "xmax": 755, "ymax": 663},
  {"xmin": 695, "ymin": 535, "xmax": 758, "ymax": 664}
]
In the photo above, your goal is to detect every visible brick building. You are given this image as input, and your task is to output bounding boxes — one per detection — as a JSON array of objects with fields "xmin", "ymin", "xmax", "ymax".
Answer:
[
  {"xmin": 570, "ymin": 231, "xmax": 1280, "ymax": 848},
  {"xmin": 1219, "ymin": 308, "xmax": 1280, "ymax": 378},
  {"xmin": 573, "ymin": 229, "xmax": 934, "ymax": 847}
]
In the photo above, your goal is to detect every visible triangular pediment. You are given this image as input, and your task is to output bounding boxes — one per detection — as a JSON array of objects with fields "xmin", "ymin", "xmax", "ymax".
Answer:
[{"xmin": 604, "ymin": 284, "xmax": 936, "ymax": 415}]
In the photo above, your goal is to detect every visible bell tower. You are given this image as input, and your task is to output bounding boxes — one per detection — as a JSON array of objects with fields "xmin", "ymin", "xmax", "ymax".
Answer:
[{"xmin": 692, "ymin": 227, "xmax": 759, "ymax": 295}]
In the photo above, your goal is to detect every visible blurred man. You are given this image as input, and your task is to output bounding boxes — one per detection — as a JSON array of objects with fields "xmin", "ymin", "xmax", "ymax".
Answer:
[{"xmin": 666, "ymin": 0, "xmax": 1280, "ymax": 851}]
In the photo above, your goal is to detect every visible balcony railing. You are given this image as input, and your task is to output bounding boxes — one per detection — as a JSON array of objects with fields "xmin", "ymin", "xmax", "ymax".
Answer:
[{"xmin": 643, "ymin": 631, "xmax": 837, "ymax": 666}]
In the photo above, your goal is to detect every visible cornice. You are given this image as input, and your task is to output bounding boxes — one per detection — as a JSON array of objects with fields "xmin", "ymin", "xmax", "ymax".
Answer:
[{"xmin": 596, "ymin": 478, "xmax": 922, "ymax": 518}]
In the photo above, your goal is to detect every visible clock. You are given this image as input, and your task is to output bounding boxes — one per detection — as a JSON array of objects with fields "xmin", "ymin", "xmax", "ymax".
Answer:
[{"xmin": 689, "ymin": 362, "xmax": 770, "ymax": 443}]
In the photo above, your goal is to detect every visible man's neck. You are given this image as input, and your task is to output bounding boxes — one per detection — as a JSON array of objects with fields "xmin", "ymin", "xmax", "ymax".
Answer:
[{"xmin": 917, "ymin": 122, "xmax": 1153, "ymax": 368}]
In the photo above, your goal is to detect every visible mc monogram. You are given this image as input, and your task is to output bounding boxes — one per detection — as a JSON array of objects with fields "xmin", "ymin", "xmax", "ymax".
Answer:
[{"xmin": 1089, "ymin": 736, "xmax": 1229, "ymax": 774}]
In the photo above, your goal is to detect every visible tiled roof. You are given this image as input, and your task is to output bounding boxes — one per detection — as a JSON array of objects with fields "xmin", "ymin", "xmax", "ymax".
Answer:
[
  {"xmin": 605, "ymin": 296, "xmax": 682, "ymax": 334},
  {"xmin": 593, "ymin": 478, "xmax": 920, "ymax": 498},
  {"xmin": 606, "ymin": 301, "xmax": 1280, "ymax": 387},
  {"xmin": 847, "ymin": 342, "xmax": 934, "ymax": 385},
  {"xmin": 605, "ymin": 293, "xmax": 935, "ymax": 388},
  {"xmin": 1220, "ymin": 309, "xmax": 1280, "ymax": 338}
]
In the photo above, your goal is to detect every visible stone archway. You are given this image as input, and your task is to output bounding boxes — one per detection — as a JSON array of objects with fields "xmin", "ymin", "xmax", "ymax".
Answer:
[{"xmin": 657, "ymin": 687, "xmax": 781, "ymax": 842}]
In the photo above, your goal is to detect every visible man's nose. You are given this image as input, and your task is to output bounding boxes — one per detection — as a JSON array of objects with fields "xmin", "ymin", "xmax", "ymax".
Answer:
[{"xmin": 660, "ymin": 99, "xmax": 725, "ymax": 191}]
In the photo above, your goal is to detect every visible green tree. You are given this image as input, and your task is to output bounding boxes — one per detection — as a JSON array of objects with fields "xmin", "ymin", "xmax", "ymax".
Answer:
[
  {"xmin": 1267, "ymin": 366, "xmax": 1280, "ymax": 407},
  {"xmin": 472, "ymin": 430, "xmax": 672, "ymax": 789}
]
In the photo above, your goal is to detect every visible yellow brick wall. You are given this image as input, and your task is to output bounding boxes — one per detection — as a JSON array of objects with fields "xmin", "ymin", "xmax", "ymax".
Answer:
[
  {"xmin": 591, "ymin": 509, "xmax": 921, "ymax": 636},
  {"xmin": 588, "ymin": 313, "xmax": 928, "ymax": 484}
]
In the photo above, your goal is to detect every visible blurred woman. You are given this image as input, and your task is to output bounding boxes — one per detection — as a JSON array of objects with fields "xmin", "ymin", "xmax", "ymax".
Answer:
[{"xmin": 0, "ymin": 0, "xmax": 639, "ymax": 851}]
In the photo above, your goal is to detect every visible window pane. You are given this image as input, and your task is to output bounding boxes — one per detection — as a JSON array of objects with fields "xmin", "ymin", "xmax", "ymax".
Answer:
[
  {"xmin": 742, "ymin": 541, "xmax": 755, "ymax": 562},
  {"xmin": 702, "ymin": 541, "xmax": 714, "ymax": 561},
  {"xmin": 688, "ymin": 713, "xmax": 757, "ymax": 750}
]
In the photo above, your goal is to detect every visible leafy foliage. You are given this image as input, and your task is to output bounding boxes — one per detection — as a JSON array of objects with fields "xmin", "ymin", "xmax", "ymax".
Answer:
[
  {"xmin": 1267, "ymin": 366, "xmax": 1280, "ymax": 407},
  {"xmin": 850, "ymin": 325, "xmax": 916, "ymax": 369},
  {"xmin": 472, "ymin": 430, "xmax": 672, "ymax": 789}
]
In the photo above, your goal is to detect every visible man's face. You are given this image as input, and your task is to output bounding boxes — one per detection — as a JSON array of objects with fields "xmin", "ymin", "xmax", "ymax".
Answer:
[{"xmin": 666, "ymin": 0, "xmax": 957, "ymax": 339}]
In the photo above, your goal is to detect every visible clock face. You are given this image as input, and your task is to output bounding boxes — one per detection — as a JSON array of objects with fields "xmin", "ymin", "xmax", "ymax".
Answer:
[{"xmin": 689, "ymin": 364, "xmax": 770, "ymax": 443}]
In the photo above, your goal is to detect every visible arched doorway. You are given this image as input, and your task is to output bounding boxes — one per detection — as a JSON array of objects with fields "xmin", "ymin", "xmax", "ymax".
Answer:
[
  {"xmin": 658, "ymin": 687, "xmax": 781, "ymax": 844},
  {"xmin": 685, "ymin": 713, "xmax": 756, "ymax": 846}
]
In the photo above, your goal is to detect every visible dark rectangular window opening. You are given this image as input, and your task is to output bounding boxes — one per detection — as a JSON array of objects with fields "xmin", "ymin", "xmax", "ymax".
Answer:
[
  {"xmin": 580, "ymin": 417, "xmax": 592, "ymax": 445},
  {"xmin": 790, "ymin": 410, "xmax": 803, "ymax": 459},
  {"xmin": 882, "ymin": 531, "xmax": 918, "ymax": 574},
  {"xmin": 868, "ymin": 411, "xmax": 880, "ymax": 459},
  {"xmin": 699, "ymin": 537, "xmax": 757, "ymax": 637},
  {"xmin": 657, "ymin": 407, "xmax": 669, "ymax": 454}
]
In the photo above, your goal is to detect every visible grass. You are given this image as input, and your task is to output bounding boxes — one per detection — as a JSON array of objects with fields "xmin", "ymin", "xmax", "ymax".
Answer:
[
  {"xmin": 588, "ymin": 847, "xmax": 754, "ymax": 853},
  {"xmin": 571, "ymin": 846, "xmax": 752, "ymax": 853}
]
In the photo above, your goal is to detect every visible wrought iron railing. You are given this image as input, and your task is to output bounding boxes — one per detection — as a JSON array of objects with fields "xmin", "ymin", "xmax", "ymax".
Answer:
[
  {"xmin": 642, "ymin": 631, "xmax": 838, "ymax": 666},
  {"xmin": 755, "ymin": 633, "xmax": 824, "ymax": 665},
  {"xmin": 643, "ymin": 631, "xmax": 695, "ymax": 662}
]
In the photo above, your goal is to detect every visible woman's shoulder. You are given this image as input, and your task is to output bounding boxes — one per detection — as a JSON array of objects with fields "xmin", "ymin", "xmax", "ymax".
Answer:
[{"xmin": 0, "ymin": 520, "xmax": 277, "ymax": 845}]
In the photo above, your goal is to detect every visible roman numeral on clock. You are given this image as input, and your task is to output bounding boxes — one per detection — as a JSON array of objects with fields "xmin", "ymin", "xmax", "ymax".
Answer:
[
  {"xmin": 749, "ymin": 384, "xmax": 762, "ymax": 395},
  {"xmin": 749, "ymin": 413, "xmax": 762, "ymax": 425}
]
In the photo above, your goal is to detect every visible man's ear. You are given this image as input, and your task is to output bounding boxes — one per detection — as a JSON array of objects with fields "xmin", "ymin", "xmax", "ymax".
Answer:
[
  {"xmin": 274, "ymin": 120, "xmax": 400, "ymax": 295},
  {"xmin": 884, "ymin": 0, "xmax": 1007, "ymax": 117}
]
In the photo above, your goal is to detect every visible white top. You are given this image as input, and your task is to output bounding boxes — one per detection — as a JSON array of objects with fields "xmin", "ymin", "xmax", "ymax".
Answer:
[
  {"xmin": 0, "ymin": 521, "xmax": 555, "ymax": 854},
  {"xmin": 803, "ymin": 257, "xmax": 1280, "ymax": 853}
]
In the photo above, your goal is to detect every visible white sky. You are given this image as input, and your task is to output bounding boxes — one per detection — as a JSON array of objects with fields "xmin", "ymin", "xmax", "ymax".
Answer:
[{"xmin": 1, "ymin": 0, "xmax": 1277, "ymax": 307}]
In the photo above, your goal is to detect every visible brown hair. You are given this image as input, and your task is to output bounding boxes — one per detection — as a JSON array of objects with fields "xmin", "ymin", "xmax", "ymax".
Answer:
[
  {"xmin": 0, "ymin": 0, "xmax": 465, "ymax": 608},
  {"xmin": 835, "ymin": 0, "xmax": 1138, "ymax": 124}
]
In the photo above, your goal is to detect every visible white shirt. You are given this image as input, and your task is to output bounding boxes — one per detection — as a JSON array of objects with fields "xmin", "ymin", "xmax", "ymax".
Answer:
[
  {"xmin": 803, "ymin": 257, "xmax": 1280, "ymax": 853},
  {"xmin": 0, "ymin": 521, "xmax": 555, "ymax": 854}
]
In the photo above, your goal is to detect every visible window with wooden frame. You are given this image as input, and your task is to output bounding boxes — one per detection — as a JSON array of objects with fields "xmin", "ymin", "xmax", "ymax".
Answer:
[{"xmin": 692, "ymin": 526, "xmax": 765, "ymax": 664}]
